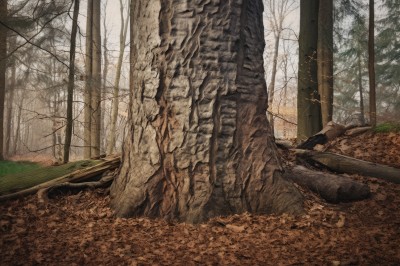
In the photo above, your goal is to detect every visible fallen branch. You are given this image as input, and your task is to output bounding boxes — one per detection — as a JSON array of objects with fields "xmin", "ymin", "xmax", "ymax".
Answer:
[
  {"xmin": 37, "ymin": 170, "xmax": 115, "ymax": 203},
  {"xmin": 295, "ymin": 150, "xmax": 400, "ymax": 184},
  {"xmin": 285, "ymin": 165, "xmax": 370, "ymax": 203},
  {"xmin": 0, "ymin": 156, "xmax": 121, "ymax": 202}
]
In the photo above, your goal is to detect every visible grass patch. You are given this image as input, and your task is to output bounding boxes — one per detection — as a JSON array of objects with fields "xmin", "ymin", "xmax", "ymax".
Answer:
[
  {"xmin": 0, "ymin": 161, "xmax": 41, "ymax": 177},
  {"xmin": 374, "ymin": 122, "xmax": 400, "ymax": 133},
  {"xmin": 0, "ymin": 160, "xmax": 101, "ymax": 195}
]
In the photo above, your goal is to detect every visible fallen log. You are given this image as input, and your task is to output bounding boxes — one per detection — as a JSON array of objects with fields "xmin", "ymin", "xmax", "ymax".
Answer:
[
  {"xmin": 0, "ymin": 156, "xmax": 121, "ymax": 202},
  {"xmin": 285, "ymin": 165, "xmax": 370, "ymax": 203},
  {"xmin": 37, "ymin": 170, "xmax": 115, "ymax": 203},
  {"xmin": 295, "ymin": 150, "xmax": 400, "ymax": 184}
]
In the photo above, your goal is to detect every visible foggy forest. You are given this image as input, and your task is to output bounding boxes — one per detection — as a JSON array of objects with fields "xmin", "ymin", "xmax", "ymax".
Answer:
[{"xmin": 0, "ymin": 0, "xmax": 399, "ymax": 265}]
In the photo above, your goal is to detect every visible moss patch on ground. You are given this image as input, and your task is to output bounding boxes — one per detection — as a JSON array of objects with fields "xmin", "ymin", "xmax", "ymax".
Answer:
[
  {"xmin": 374, "ymin": 122, "xmax": 400, "ymax": 133},
  {"xmin": 0, "ymin": 160, "xmax": 101, "ymax": 195}
]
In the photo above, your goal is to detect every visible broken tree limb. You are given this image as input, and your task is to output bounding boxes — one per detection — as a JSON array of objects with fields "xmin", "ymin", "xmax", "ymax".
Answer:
[
  {"xmin": 297, "ymin": 121, "xmax": 346, "ymax": 149},
  {"xmin": 284, "ymin": 165, "xmax": 370, "ymax": 203},
  {"xmin": 344, "ymin": 126, "xmax": 372, "ymax": 137},
  {"xmin": 295, "ymin": 149, "xmax": 400, "ymax": 184},
  {"xmin": 0, "ymin": 156, "xmax": 121, "ymax": 202}
]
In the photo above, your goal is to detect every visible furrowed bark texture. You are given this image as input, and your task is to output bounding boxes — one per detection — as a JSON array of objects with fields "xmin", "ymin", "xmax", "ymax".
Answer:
[{"xmin": 110, "ymin": 0, "xmax": 303, "ymax": 223}]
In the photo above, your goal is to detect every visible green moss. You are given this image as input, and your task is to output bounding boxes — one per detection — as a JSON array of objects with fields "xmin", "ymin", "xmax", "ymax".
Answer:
[
  {"xmin": 0, "ymin": 160, "xmax": 101, "ymax": 195},
  {"xmin": 374, "ymin": 122, "xmax": 400, "ymax": 133},
  {"xmin": 0, "ymin": 161, "xmax": 40, "ymax": 177}
]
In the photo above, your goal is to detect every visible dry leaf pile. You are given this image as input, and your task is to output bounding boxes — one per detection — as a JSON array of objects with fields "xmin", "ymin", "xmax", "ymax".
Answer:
[
  {"xmin": 1, "ymin": 132, "xmax": 400, "ymax": 265},
  {"xmin": 327, "ymin": 132, "xmax": 400, "ymax": 168}
]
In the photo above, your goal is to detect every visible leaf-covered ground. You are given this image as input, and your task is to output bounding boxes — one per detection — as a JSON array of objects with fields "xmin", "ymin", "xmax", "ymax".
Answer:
[{"xmin": 1, "ymin": 132, "xmax": 399, "ymax": 265}]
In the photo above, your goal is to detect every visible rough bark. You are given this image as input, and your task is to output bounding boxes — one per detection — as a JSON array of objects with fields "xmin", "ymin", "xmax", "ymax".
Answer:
[
  {"xmin": 297, "ymin": 0, "xmax": 321, "ymax": 142},
  {"xmin": 84, "ymin": 0, "xmax": 93, "ymax": 158},
  {"xmin": 317, "ymin": 0, "xmax": 333, "ymax": 127},
  {"xmin": 107, "ymin": 0, "xmax": 129, "ymax": 155},
  {"xmin": 0, "ymin": 0, "xmax": 6, "ymax": 160},
  {"xmin": 110, "ymin": 0, "xmax": 304, "ymax": 223},
  {"xmin": 285, "ymin": 165, "xmax": 370, "ymax": 203},
  {"xmin": 64, "ymin": 0, "xmax": 80, "ymax": 163},
  {"xmin": 296, "ymin": 150, "xmax": 400, "ymax": 184},
  {"xmin": 368, "ymin": 0, "xmax": 376, "ymax": 127}
]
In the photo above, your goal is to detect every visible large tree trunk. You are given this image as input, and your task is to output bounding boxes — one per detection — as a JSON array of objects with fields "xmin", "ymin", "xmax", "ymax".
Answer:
[
  {"xmin": 110, "ymin": 0, "xmax": 304, "ymax": 223},
  {"xmin": 297, "ymin": 0, "xmax": 321, "ymax": 142},
  {"xmin": 0, "ymin": 0, "xmax": 7, "ymax": 160},
  {"xmin": 368, "ymin": 0, "xmax": 376, "ymax": 127},
  {"xmin": 64, "ymin": 0, "xmax": 80, "ymax": 163},
  {"xmin": 317, "ymin": 0, "xmax": 333, "ymax": 127}
]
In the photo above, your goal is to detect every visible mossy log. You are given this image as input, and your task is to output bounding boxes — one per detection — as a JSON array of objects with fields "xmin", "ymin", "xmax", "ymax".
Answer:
[{"xmin": 0, "ymin": 157, "xmax": 120, "ymax": 202}]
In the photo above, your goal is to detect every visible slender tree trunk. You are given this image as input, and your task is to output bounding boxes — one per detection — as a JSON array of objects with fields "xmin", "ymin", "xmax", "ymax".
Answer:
[
  {"xmin": 107, "ymin": 0, "xmax": 129, "ymax": 155},
  {"xmin": 110, "ymin": 0, "xmax": 304, "ymax": 223},
  {"xmin": 268, "ymin": 33, "xmax": 280, "ymax": 135},
  {"xmin": 368, "ymin": 0, "xmax": 376, "ymax": 127},
  {"xmin": 102, "ymin": 0, "xmax": 109, "ymax": 153},
  {"xmin": 297, "ymin": 0, "xmax": 321, "ymax": 142},
  {"xmin": 0, "ymin": 0, "xmax": 7, "ymax": 160},
  {"xmin": 357, "ymin": 50, "xmax": 365, "ymax": 125},
  {"xmin": 90, "ymin": 0, "xmax": 102, "ymax": 157},
  {"xmin": 84, "ymin": 0, "xmax": 93, "ymax": 158},
  {"xmin": 317, "ymin": 0, "xmax": 333, "ymax": 127},
  {"xmin": 64, "ymin": 0, "xmax": 80, "ymax": 163},
  {"xmin": 5, "ymin": 47, "xmax": 15, "ymax": 157},
  {"xmin": 13, "ymin": 96, "xmax": 22, "ymax": 155}
]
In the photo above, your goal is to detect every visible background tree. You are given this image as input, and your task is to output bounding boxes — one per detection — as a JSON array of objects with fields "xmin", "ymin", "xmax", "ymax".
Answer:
[
  {"xmin": 297, "ymin": 0, "xmax": 321, "ymax": 141},
  {"xmin": 263, "ymin": 0, "xmax": 296, "ymax": 134},
  {"xmin": 368, "ymin": 0, "xmax": 376, "ymax": 126},
  {"xmin": 110, "ymin": 0, "xmax": 304, "ymax": 223},
  {"xmin": 317, "ymin": 0, "xmax": 333, "ymax": 126},
  {"xmin": 63, "ymin": 0, "xmax": 80, "ymax": 163},
  {"xmin": 107, "ymin": 0, "xmax": 129, "ymax": 155},
  {"xmin": 84, "ymin": 0, "xmax": 102, "ymax": 158},
  {"xmin": 0, "ymin": 0, "xmax": 7, "ymax": 160}
]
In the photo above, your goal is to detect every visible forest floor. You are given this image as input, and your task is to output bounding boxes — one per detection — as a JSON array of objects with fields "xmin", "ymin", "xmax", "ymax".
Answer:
[{"xmin": 1, "ymin": 131, "xmax": 400, "ymax": 265}]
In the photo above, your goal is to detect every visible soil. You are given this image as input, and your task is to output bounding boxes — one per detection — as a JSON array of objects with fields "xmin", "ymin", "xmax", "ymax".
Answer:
[{"xmin": 1, "ymin": 132, "xmax": 399, "ymax": 265}]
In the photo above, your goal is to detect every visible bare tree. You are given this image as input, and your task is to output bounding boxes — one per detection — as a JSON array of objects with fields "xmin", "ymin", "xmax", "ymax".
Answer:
[
  {"xmin": 368, "ymin": 0, "xmax": 376, "ymax": 126},
  {"xmin": 264, "ymin": 0, "xmax": 296, "ymax": 134},
  {"xmin": 107, "ymin": 0, "xmax": 129, "ymax": 155},
  {"xmin": 297, "ymin": 0, "xmax": 321, "ymax": 142},
  {"xmin": 0, "ymin": 0, "xmax": 7, "ymax": 160},
  {"xmin": 63, "ymin": 0, "xmax": 80, "ymax": 163},
  {"xmin": 84, "ymin": 0, "xmax": 102, "ymax": 158},
  {"xmin": 84, "ymin": 0, "xmax": 93, "ymax": 158},
  {"xmin": 317, "ymin": 0, "xmax": 333, "ymax": 126}
]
